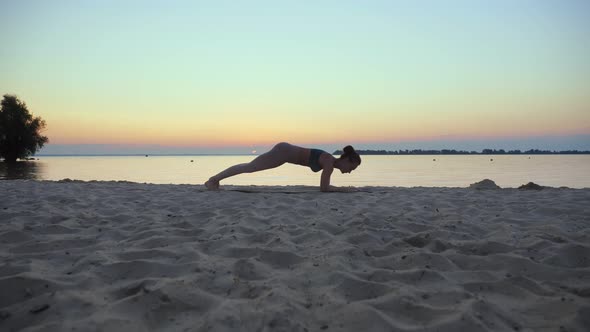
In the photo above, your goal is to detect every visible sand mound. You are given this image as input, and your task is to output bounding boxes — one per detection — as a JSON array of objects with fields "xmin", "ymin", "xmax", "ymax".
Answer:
[
  {"xmin": 519, "ymin": 182, "xmax": 545, "ymax": 190},
  {"xmin": 469, "ymin": 179, "xmax": 501, "ymax": 189}
]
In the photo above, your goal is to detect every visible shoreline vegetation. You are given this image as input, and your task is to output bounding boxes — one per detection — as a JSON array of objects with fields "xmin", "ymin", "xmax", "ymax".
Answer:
[{"xmin": 334, "ymin": 149, "xmax": 590, "ymax": 155}]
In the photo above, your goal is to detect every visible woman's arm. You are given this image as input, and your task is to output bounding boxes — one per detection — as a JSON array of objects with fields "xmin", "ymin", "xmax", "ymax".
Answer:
[
  {"xmin": 320, "ymin": 166, "xmax": 333, "ymax": 192},
  {"xmin": 319, "ymin": 153, "xmax": 357, "ymax": 192}
]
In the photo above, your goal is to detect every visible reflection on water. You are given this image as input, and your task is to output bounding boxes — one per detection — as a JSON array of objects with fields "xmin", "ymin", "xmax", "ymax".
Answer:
[{"xmin": 0, "ymin": 161, "xmax": 44, "ymax": 180}]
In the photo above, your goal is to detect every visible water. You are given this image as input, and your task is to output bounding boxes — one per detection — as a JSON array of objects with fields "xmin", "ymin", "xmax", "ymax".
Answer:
[{"xmin": 1, "ymin": 155, "xmax": 589, "ymax": 188}]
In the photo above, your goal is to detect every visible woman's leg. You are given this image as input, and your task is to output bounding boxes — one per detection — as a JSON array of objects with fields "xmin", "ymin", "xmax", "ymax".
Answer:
[{"xmin": 205, "ymin": 142, "xmax": 290, "ymax": 189}]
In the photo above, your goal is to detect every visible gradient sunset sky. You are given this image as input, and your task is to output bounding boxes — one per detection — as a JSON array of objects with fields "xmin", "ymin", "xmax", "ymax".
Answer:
[{"xmin": 1, "ymin": 0, "xmax": 589, "ymax": 154}]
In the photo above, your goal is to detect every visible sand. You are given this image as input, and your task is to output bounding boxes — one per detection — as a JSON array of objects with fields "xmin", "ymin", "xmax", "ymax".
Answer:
[{"xmin": 1, "ymin": 180, "xmax": 589, "ymax": 332}]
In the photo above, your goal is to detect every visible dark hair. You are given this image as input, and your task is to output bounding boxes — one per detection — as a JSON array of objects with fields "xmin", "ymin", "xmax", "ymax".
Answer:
[{"xmin": 340, "ymin": 145, "xmax": 361, "ymax": 164}]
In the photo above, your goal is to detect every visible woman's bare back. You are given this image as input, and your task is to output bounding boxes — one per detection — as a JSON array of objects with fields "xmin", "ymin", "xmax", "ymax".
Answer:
[{"xmin": 275, "ymin": 142, "xmax": 310, "ymax": 166}]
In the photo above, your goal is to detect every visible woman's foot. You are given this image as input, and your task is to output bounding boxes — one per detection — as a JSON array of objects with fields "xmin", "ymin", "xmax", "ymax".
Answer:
[{"xmin": 205, "ymin": 178, "xmax": 220, "ymax": 190}]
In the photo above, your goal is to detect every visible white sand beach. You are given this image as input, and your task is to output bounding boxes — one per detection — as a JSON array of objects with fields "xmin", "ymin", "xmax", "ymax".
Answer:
[{"xmin": 1, "ymin": 180, "xmax": 589, "ymax": 332}]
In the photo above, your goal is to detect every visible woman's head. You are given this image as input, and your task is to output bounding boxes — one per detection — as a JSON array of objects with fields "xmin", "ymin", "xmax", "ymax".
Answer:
[{"xmin": 338, "ymin": 145, "xmax": 361, "ymax": 173}]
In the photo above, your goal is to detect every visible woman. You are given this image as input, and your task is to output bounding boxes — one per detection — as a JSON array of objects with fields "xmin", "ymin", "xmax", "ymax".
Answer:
[{"xmin": 205, "ymin": 142, "xmax": 361, "ymax": 192}]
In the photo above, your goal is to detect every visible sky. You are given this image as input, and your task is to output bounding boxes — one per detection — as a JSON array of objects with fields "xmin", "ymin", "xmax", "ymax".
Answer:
[{"xmin": 1, "ymin": 0, "xmax": 589, "ymax": 154}]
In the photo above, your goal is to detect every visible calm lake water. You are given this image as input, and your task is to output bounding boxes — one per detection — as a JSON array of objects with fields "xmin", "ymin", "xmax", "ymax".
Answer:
[{"xmin": 1, "ymin": 155, "xmax": 589, "ymax": 188}]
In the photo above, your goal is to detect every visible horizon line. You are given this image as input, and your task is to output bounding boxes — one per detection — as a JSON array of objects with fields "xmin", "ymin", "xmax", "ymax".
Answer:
[{"xmin": 34, "ymin": 149, "xmax": 590, "ymax": 157}]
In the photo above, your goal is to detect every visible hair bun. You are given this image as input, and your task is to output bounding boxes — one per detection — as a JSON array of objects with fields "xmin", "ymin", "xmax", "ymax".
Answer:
[
  {"xmin": 340, "ymin": 145, "xmax": 361, "ymax": 164},
  {"xmin": 343, "ymin": 145, "xmax": 354, "ymax": 154}
]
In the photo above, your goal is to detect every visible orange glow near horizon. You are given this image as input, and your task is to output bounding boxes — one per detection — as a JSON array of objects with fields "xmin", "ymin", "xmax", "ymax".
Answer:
[
  {"xmin": 23, "ymin": 63, "xmax": 590, "ymax": 149},
  {"xmin": 45, "ymin": 113, "xmax": 589, "ymax": 148}
]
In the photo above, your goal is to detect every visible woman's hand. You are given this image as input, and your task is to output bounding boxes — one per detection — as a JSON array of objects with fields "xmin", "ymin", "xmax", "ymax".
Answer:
[
  {"xmin": 341, "ymin": 186, "xmax": 359, "ymax": 192},
  {"xmin": 325, "ymin": 185, "xmax": 358, "ymax": 192}
]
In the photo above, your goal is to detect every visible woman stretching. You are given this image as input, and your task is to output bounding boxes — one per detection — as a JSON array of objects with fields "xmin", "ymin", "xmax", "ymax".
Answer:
[{"xmin": 205, "ymin": 142, "xmax": 361, "ymax": 192}]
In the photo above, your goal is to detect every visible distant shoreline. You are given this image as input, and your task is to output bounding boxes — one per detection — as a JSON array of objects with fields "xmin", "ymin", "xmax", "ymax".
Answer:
[
  {"xmin": 334, "ymin": 149, "xmax": 590, "ymax": 155},
  {"xmin": 31, "ymin": 150, "xmax": 590, "ymax": 157}
]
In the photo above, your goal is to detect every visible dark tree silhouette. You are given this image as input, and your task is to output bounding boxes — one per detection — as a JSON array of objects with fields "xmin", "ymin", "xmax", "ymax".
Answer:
[{"xmin": 0, "ymin": 95, "xmax": 48, "ymax": 163}]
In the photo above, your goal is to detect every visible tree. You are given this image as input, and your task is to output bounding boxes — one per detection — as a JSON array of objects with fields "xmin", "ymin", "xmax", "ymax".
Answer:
[{"xmin": 0, "ymin": 95, "xmax": 48, "ymax": 163}]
